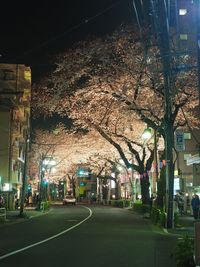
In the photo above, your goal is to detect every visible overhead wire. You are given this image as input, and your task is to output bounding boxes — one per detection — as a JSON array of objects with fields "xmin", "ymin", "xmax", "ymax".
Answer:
[{"xmin": 14, "ymin": 0, "xmax": 127, "ymax": 62}]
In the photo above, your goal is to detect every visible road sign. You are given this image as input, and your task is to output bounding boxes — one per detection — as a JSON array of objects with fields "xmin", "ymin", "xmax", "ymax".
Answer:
[
  {"xmin": 175, "ymin": 130, "xmax": 185, "ymax": 151},
  {"xmin": 187, "ymin": 154, "xmax": 200, "ymax": 166}
]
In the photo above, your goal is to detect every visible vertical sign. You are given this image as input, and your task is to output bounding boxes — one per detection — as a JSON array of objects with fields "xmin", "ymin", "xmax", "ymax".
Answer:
[{"xmin": 175, "ymin": 130, "xmax": 185, "ymax": 151}]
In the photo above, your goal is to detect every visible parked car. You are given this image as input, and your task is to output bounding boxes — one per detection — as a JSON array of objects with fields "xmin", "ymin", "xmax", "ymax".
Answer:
[{"xmin": 63, "ymin": 195, "xmax": 76, "ymax": 205}]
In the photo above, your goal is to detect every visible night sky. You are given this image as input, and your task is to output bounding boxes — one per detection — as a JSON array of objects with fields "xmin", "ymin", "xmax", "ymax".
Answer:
[{"xmin": 0, "ymin": 0, "xmax": 135, "ymax": 80}]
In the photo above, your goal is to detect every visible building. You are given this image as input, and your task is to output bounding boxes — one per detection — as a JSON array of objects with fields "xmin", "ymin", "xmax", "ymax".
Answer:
[
  {"xmin": 174, "ymin": 130, "xmax": 200, "ymax": 195},
  {"xmin": 170, "ymin": 0, "xmax": 197, "ymax": 52},
  {"xmin": 0, "ymin": 63, "xmax": 31, "ymax": 209},
  {"xmin": 169, "ymin": 0, "xmax": 200, "ymax": 196}
]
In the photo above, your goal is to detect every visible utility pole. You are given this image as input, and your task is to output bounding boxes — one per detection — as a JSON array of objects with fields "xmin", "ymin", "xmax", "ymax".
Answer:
[
  {"xmin": 38, "ymin": 154, "xmax": 44, "ymax": 210},
  {"xmin": 151, "ymin": 0, "xmax": 174, "ymax": 228},
  {"xmin": 195, "ymin": 0, "xmax": 200, "ymax": 117},
  {"xmin": 19, "ymin": 133, "xmax": 29, "ymax": 216},
  {"xmin": 153, "ymin": 129, "xmax": 159, "ymax": 194}
]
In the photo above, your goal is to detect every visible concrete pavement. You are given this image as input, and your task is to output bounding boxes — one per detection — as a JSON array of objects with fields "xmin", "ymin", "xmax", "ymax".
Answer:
[
  {"xmin": 0, "ymin": 204, "xmax": 198, "ymax": 266},
  {"xmin": 0, "ymin": 206, "xmax": 49, "ymax": 227},
  {"xmin": 167, "ymin": 213, "xmax": 196, "ymax": 236},
  {"xmin": 0, "ymin": 204, "xmax": 197, "ymax": 235}
]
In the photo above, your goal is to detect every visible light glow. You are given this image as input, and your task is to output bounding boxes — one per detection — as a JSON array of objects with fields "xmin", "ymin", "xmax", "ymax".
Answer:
[
  {"xmin": 111, "ymin": 172, "xmax": 115, "ymax": 178},
  {"xmin": 2, "ymin": 183, "xmax": 12, "ymax": 192},
  {"xmin": 43, "ymin": 159, "xmax": 56, "ymax": 166},
  {"xmin": 179, "ymin": 9, "xmax": 187, "ymax": 16},
  {"xmin": 117, "ymin": 166, "xmax": 123, "ymax": 171},
  {"xmin": 111, "ymin": 180, "xmax": 115, "ymax": 188},
  {"xmin": 51, "ymin": 167, "xmax": 56, "ymax": 173},
  {"xmin": 180, "ymin": 34, "xmax": 188, "ymax": 40},
  {"xmin": 142, "ymin": 128, "xmax": 152, "ymax": 139}
]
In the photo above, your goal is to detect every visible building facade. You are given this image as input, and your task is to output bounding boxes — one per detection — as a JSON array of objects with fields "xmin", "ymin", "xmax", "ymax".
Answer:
[
  {"xmin": 169, "ymin": 0, "xmax": 200, "ymax": 196},
  {"xmin": 0, "ymin": 63, "xmax": 31, "ymax": 209}
]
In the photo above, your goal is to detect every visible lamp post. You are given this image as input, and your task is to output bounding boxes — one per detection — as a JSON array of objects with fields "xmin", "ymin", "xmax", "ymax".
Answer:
[
  {"xmin": 142, "ymin": 127, "xmax": 158, "ymax": 195},
  {"xmin": 38, "ymin": 156, "xmax": 56, "ymax": 209}
]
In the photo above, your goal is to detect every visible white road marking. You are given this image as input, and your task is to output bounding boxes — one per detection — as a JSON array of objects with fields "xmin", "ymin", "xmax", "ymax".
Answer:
[{"xmin": 0, "ymin": 206, "xmax": 92, "ymax": 260}]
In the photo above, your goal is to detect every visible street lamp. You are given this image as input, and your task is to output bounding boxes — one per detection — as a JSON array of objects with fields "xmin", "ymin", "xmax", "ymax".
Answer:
[
  {"xmin": 142, "ymin": 127, "xmax": 159, "ymax": 195},
  {"xmin": 141, "ymin": 127, "xmax": 152, "ymax": 139},
  {"xmin": 39, "ymin": 156, "xmax": 56, "ymax": 208}
]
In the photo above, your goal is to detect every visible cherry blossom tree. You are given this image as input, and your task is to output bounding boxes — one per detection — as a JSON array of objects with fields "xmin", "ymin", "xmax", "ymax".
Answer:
[
  {"xmin": 32, "ymin": 25, "xmax": 199, "ymax": 204},
  {"xmin": 29, "ymin": 127, "xmax": 120, "ymax": 183}
]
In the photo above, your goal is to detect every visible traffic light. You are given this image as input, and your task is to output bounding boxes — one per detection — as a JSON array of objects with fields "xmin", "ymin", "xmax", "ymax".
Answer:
[
  {"xmin": 27, "ymin": 184, "xmax": 31, "ymax": 191},
  {"xmin": 43, "ymin": 179, "xmax": 49, "ymax": 185},
  {"xmin": 77, "ymin": 168, "xmax": 85, "ymax": 177},
  {"xmin": 80, "ymin": 181, "xmax": 86, "ymax": 186},
  {"xmin": 27, "ymin": 184, "xmax": 32, "ymax": 196}
]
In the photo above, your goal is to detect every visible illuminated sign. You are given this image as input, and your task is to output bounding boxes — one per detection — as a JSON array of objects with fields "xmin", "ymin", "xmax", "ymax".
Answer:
[
  {"xmin": 187, "ymin": 154, "xmax": 200, "ymax": 166},
  {"xmin": 2, "ymin": 183, "xmax": 12, "ymax": 192}
]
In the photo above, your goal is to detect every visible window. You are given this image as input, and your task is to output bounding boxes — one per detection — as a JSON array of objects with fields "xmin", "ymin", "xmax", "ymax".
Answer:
[
  {"xmin": 198, "ymin": 39, "xmax": 200, "ymax": 49},
  {"xmin": 3, "ymin": 69, "xmax": 15, "ymax": 80},
  {"xmin": 184, "ymin": 133, "xmax": 191, "ymax": 140},
  {"xmin": 180, "ymin": 34, "xmax": 188, "ymax": 40},
  {"xmin": 179, "ymin": 9, "xmax": 187, "ymax": 16},
  {"xmin": 24, "ymin": 70, "xmax": 31, "ymax": 82}
]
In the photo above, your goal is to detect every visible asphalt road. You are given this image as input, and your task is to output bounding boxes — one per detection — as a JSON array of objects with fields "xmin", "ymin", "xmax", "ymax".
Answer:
[{"xmin": 0, "ymin": 205, "xmax": 177, "ymax": 267}]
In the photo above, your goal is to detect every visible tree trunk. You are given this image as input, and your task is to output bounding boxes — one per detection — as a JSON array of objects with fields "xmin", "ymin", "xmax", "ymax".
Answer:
[
  {"xmin": 115, "ymin": 180, "xmax": 120, "ymax": 200},
  {"xmin": 140, "ymin": 173, "xmax": 150, "ymax": 204},
  {"xmin": 155, "ymin": 166, "xmax": 166, "ymax": 208}
]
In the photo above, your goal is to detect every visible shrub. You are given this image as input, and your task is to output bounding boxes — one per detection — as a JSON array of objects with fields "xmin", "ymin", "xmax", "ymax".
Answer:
[
  {"xmin": 132, "ymin": 202, "xmax": 142, "ymax": 213},
  {"xmin": 110, "ymin": 199, "xmax": 131, "ymax": 208},
  {"xmin": 150, "ymin": 207, "xmax": 166, "ymax": 227},
  {"xmin": 132, "ymin": 202, "xmax": 151, "ymax": 214},
  {"xmin": 123, "ymin": 199, "xmax": 131, "ymax": 207},
  {"xmin": 174, "ymin": 235, "xmax": 195, "ymax": 267}
]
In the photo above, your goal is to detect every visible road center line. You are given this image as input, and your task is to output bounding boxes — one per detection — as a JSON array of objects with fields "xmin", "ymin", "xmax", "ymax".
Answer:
[{"xmin": 0, "ymin": 206, "xmax": 92, "ymax": 261}]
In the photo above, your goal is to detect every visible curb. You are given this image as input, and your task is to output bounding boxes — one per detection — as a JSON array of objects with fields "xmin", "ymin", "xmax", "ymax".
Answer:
[{"xmin": 0, "ymin": 208, "xmax": 51, "ymax": 228}]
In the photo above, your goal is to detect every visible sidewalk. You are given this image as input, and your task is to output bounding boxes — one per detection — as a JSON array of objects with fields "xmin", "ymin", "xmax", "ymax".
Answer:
[
  {"xmin": 167, "ymin": 213, "xmax": 196, "ymax": 237},
  {"xmin": 0, "ymin": 207, "xmax": 47, "ymax": 227}
]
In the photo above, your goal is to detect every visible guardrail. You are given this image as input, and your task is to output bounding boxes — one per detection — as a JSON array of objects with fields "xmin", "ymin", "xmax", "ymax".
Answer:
[{"xmin": 0, "ymin": 207, "xmax": 6, "ymax": 221}]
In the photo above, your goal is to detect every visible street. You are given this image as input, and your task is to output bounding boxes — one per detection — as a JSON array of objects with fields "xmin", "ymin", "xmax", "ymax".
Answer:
[{"xmin": 0, "ymin": 205, "xmax": 177, "ymax": 267}]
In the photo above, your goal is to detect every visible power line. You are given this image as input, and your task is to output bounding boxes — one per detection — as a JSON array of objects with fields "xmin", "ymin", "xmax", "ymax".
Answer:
[{"xmin": 15, "ymin": 0, "xmax": 127, "ymax": 61}]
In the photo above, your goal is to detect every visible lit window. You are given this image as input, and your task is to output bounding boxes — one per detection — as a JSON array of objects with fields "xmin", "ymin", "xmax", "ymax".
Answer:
[
  {"xmin": 24, "ymin": 70, "xmax": 31, "ymax": 82},
  {"xmin": 198, "ymin": 39, "xmax": 200, "ymax": 49},
  {"xmin": 180, "ymin": 34, "xmax": 188, "ymax": 40},
  {"xmin": 179, "ymin": 9, "xmax": 187, "ymax": 16},
  {"xmin": 184, "ymin": 133, "xmax": 191, "ymax": 139}
]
